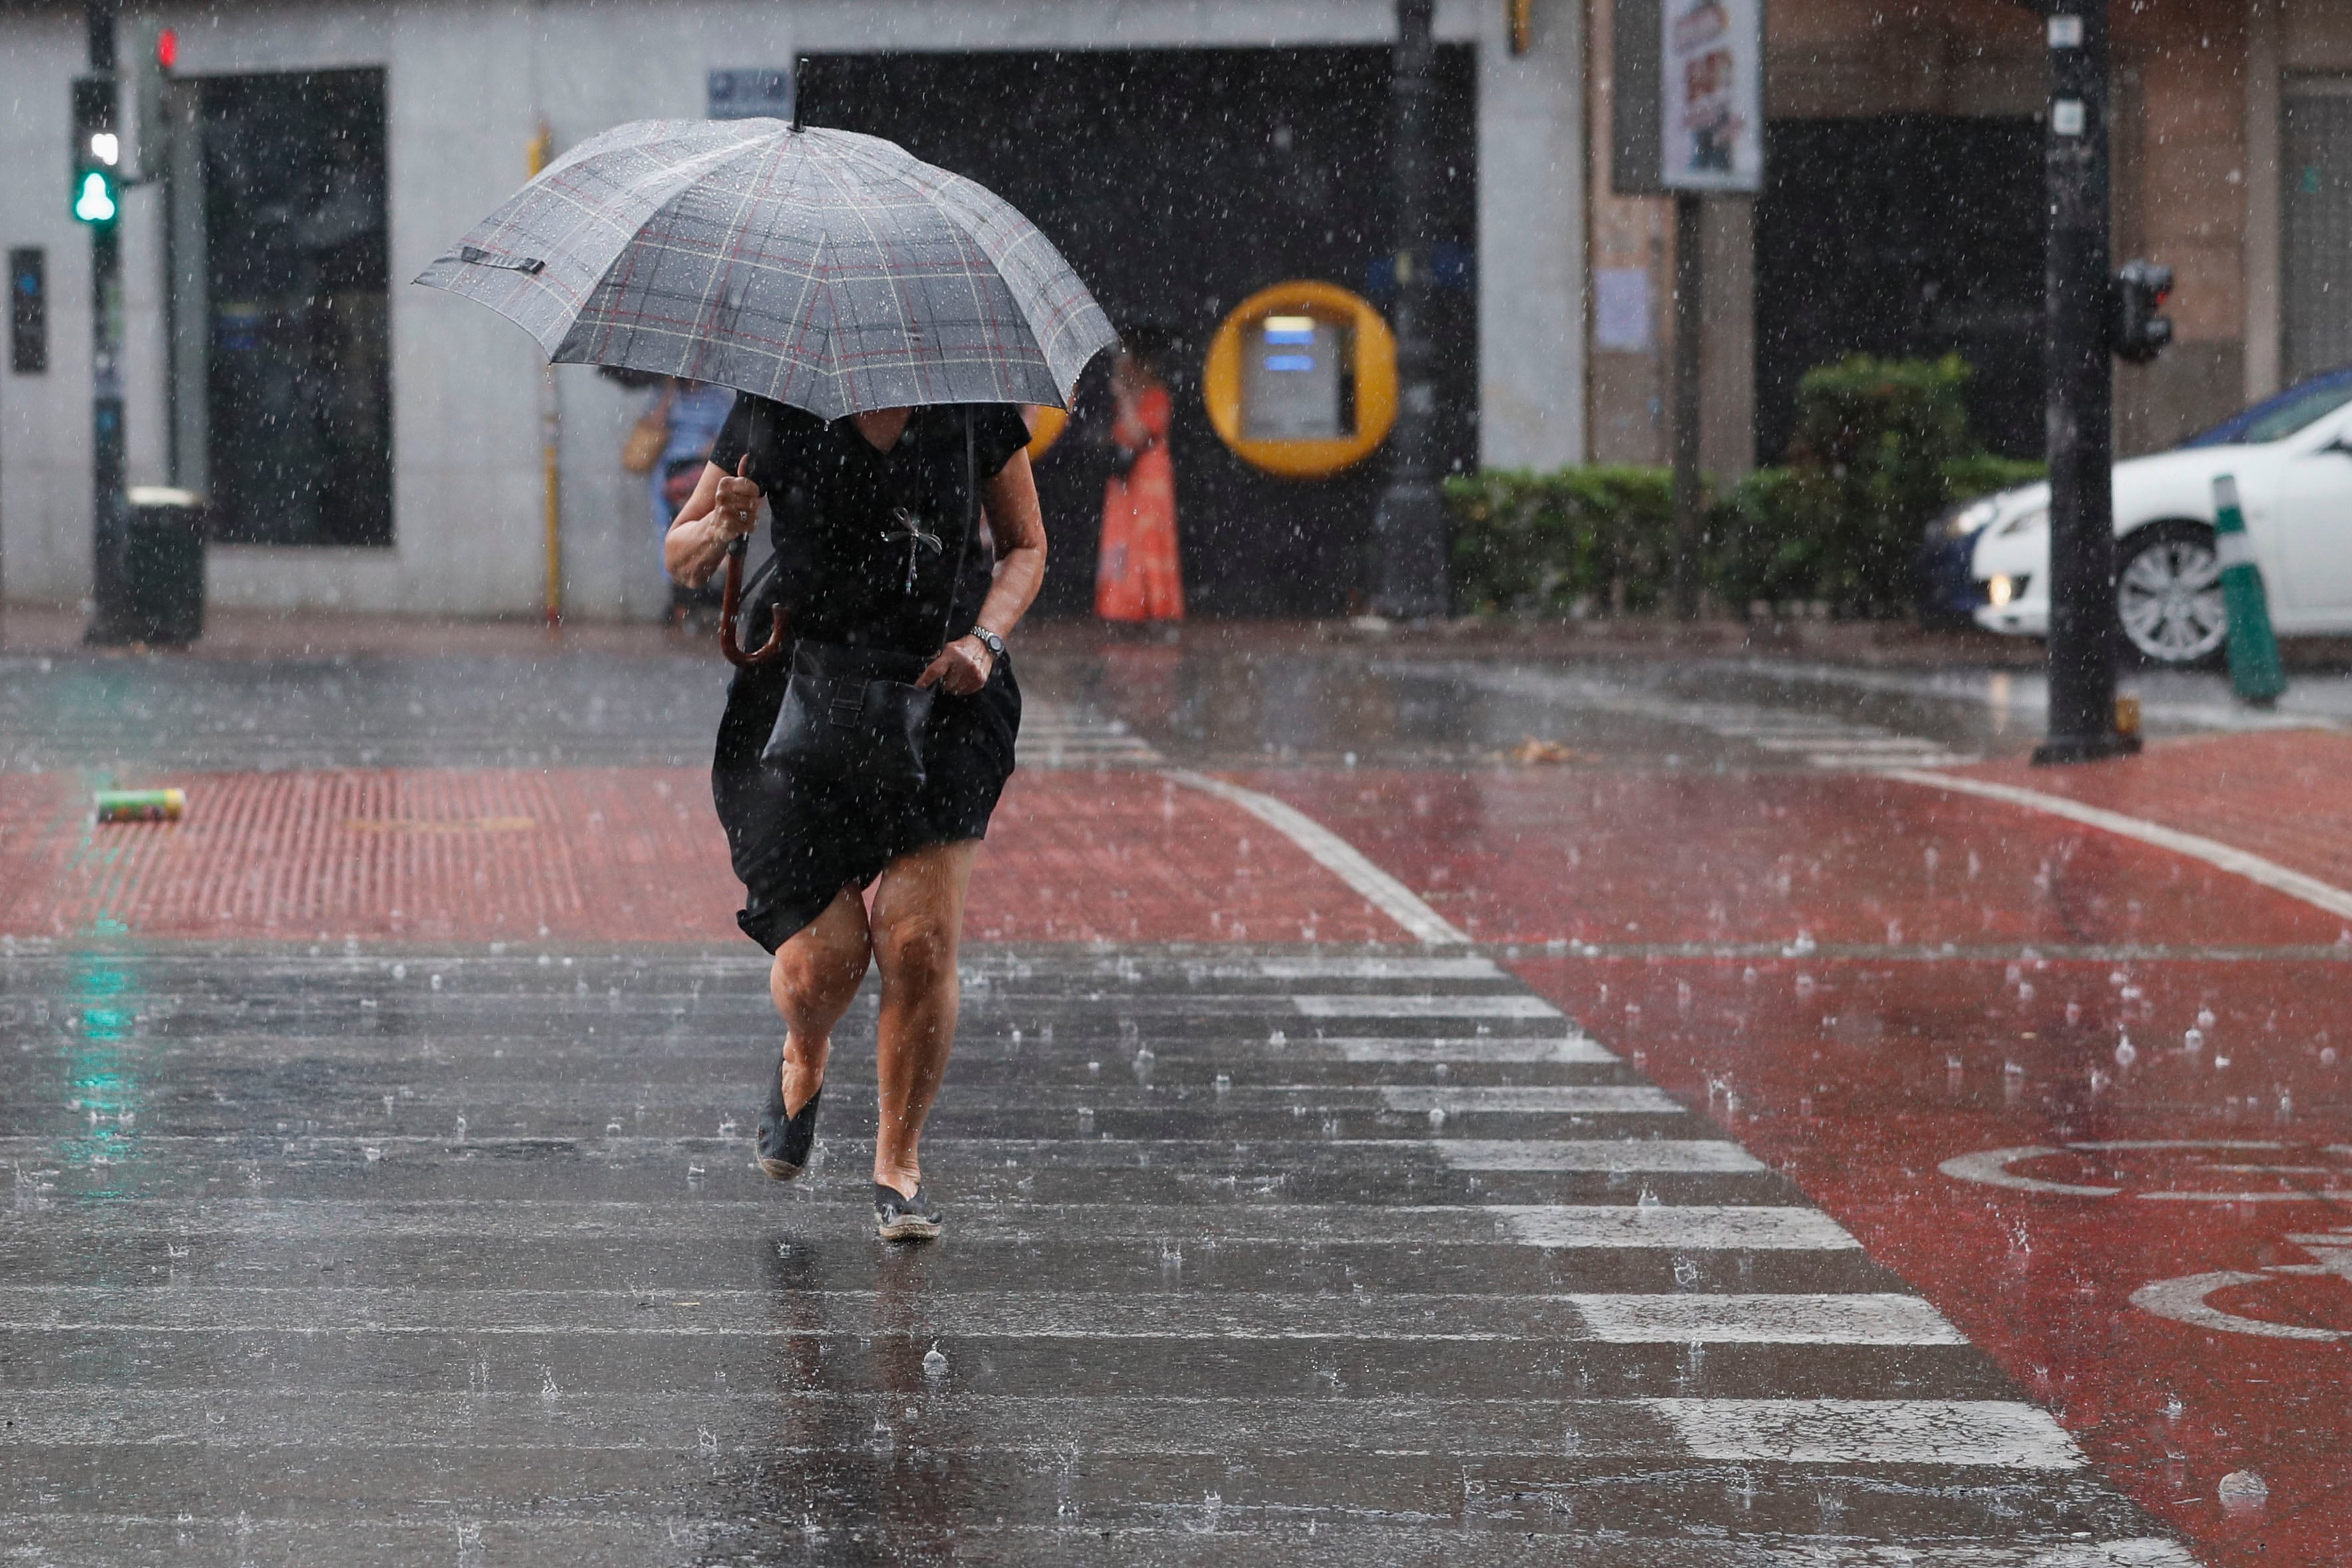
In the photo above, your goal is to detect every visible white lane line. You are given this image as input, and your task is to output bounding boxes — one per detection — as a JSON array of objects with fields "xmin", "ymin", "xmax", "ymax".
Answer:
[
  {"xmin": 1757, "ymin": 1543, "xmax": 2198, "ymax": 1568},
  {"xmin": 1644, "ymin": 1398, "xmax": 2081, "ymax": 1469},
  {"xmin": 1295, "ymin": 994, "xmax": 1562, "ymax": 1019},
  {"xmin": 1577, "ymin": 1293, "xmax": 1964, "ymax": 1345},
  {"xmin": 1253, "ymin": 956, "xmax": 1502, "ymax": 980},
  {"xmin": 1889, "ymin": 769, "xmax": 2352, "ymax": 923},
  {"xmin": 1435, "ymin": 1139, "xmax": 1763, "ymax": 1172},
  {"xmin": 1161, "ymin": 769, "xmax": 1471, "ymax": 945},
  {"xmin": 1332, "ymin": 1036, "xmax": 1618, "ymax": 1065},
  {"xmin": 1503, "ymin": 1207, "xmax": 1858, "ymax": 1251},
  {"xmin": 1382, "ymin": 1086, "xmax": 1683, "ymax": 1114}
]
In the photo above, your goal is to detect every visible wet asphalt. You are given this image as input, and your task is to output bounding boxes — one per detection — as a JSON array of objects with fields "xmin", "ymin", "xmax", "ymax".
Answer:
[{"xmin": 0, "ymin": 636, "xmax": 2263, "ymax": 1562}]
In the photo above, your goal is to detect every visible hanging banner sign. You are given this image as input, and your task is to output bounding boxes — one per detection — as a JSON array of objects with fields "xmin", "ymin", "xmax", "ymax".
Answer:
[{"xmin": 1659, "ymin": 0, "xmax": 1762, "ymax": 192}]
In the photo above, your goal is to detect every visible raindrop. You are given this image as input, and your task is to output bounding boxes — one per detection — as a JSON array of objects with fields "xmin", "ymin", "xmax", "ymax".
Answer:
[
  {"xmin": 1433, "ymin": 1062, "xmax": 1450, "ymax": 1079},
  {"xmin": 1214, "ymin": 1074, "xmax": 1232, "ymax": 1095},
  {"xmin": 363, "ymin": 1146, "xmax": 383, "ymax": 1162},
  {"xmin": 922, "ymin": 1345, "xmax": 948, "ymax": 1379},
  {"xmin": 1794, "ymin": 974, "xmax": 1815, "ymax": 997},
  {"xmin": 605, "ymin": 1120, "xmax": 622, "ymax": 1135},
  {"xmin": 2217, "ymin": 1470, "xmax": 2268, "ymax": 1512},
  {"xmin": 2163, "ymin": 1392, "xmax": 2184, "ymax": 1420},
  {"xmin": 2196, "ymin": 1008, "xmax": 2216, "ymax": 1030},
  {"xmin": 392, "ymin": 963, "xmax": 407, "ymax": 980},
  {"xmin": 1267, "ymin": 1029, "xmax": 1286, "ymax": 1047},
  {"xmin": 2183, "ymin": 1028, "xmax": 2204, "ymax": 1053},
  {"xmin": 2018, "ymin": 981, "xmax": 2035, "ymax": 1001},
  {"xmin": 2115, "ymin": 1037, "xmax": 2138, "ymax": 1068},
  {"xmin": 2214, "ymin": 1055, "xmax": 2232, "ymax": 1071},
  {"xmin": 1132, "ymin": 1047, "xmax": 1155, "ymax": 1087},
  {"xmin": 1426, "ymin": 1106, "xmax": 1447, "ymax": 1129},
  {"xmin": 2065, "ymin": 1001, "xmax": 2083, "ymax": 1024},
  {"xmin": 430, "ymin": 974, "xmax": 443, "ymax": 991},
  {"xmin": 2323, "ymin": 1047, "xmax": 2339, "ymax": 1068},
  {"xmin": 1742, "ymin": 966, "xmax": 1758, "ymax": 985},
  {"xmin": 718, "ymin": 1118, "xmax": 737, "ymax": 1138},
  {"xmin": 1087, "ymin": 1061, "xmax": 1101, "ymax": 1075}
]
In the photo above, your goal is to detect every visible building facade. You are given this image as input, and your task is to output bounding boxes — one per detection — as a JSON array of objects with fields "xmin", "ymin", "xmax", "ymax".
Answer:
[
  {"xmin": 5, "ymin": 0, "xmax": 2344, "ymax": 620},
  {"xmin": 0, "ymin": 0, "xmax": 1584, "ymax": 620},
  {"xmin": 1591, "ymin": 0, "xmax": 2352, "ymax": 477}
]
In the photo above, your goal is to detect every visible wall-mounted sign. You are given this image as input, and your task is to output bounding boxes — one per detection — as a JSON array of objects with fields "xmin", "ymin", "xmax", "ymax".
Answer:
[
  {"xmin": 709, "ymin": 69, "xmax": 793, "ymax": 122},
  {"xmin": 1204, "ymin": 281, "xmax": 1396, "ymax": 479},
  {"xmin": 1611, "ymin": 0, "xmax": 1763, "ymax": 196}
]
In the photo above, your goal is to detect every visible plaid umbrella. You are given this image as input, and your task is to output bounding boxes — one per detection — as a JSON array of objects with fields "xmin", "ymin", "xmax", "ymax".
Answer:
[{"xmin": 414, "ymin": 118, "xmax": 1116, "ymax": 418}]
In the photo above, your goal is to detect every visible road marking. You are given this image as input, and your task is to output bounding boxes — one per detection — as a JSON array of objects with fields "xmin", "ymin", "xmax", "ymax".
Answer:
[
  {"xmin": 1575, "ymin": 1293, "xmax": 1966, "ymax": 1345},
  {"xmin": 1160, "ymin": 769, "xmax": 1471, "ymax": 944},
  {"xmin": 2128, "ymin": 1271, "xmax": 2346, "ymax": 1342},
  {"xmin": 1435, "ymin": 1138, "xmax": 1763, "ymax": 1172},
  {"xmin": 1644, "ymin": 1398, "xmax": 2081, "ymax": 1468},
  {"xmin": 1382, "ymin": 1085, "xmax": 1682, "ymax": 1114},
  {"xmin": 1253, "ymin": 956, "xmax": 1501, "ymax": 980},
  {"xmin": 1294, "ymin": 993, "xmax": 1562, "ymax": 1019},
  {"xmin": 1890, "ymin": 768, "xmax": 2352, "ymax": 923},
  {"xmin": 1502, "ymin": 1206, "xmax": 1859, "ymax": 1251},
  {"xmin": 1331, "ymin": 1035, "xmax": 1619, "ymax": 1064}
]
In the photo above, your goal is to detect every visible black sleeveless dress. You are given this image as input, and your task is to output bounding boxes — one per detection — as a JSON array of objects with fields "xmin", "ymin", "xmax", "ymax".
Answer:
[{"xmin": 706, "ymin": 396, "xmax": 1031, "ymax": 952}]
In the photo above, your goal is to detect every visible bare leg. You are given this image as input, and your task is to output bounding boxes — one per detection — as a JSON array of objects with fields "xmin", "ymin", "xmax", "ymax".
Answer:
[
  {"xmin": 867, "ymin": 840, "xmax": 980, "ymax": 1197},
  {"xmin": 771, "ymin": 883, "xmax": 871, "ymax": 1115}
]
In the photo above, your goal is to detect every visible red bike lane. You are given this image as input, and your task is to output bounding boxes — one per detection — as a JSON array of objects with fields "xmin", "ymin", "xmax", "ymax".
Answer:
[{"xmin": 1251, "ymin": 751, "xmax": 2352, "ymax": 1568}]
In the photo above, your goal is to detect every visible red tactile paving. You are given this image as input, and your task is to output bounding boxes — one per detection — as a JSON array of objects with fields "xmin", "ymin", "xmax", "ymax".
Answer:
[
  {"xmin": 1243, "ymin": 767, "xmax": 2345, "ymax": 950},
  {"xmin": 1950, "ymin": 728, "xmax": 2352, "ymax": 912},
  {"xmin": 0, "ymin": 767, "xmax": 1401, "ymax": 947}
]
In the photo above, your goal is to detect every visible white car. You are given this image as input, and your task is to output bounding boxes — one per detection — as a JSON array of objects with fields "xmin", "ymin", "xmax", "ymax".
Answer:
[{"xmin": 1957, "ymin": 368, "xmax": 2352, "ymax": 666}]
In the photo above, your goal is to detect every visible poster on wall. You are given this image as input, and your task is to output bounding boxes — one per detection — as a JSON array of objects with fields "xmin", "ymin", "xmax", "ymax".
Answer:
[{"xmin": 1658, "ymin": 0, "xmax": 1762, "ymax": 192}]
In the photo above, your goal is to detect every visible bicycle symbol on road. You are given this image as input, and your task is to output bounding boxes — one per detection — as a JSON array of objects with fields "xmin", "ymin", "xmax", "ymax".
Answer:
[{"xmin": 1942, "ymin": 1140, "xmax": 2352, "ymax": 1341}]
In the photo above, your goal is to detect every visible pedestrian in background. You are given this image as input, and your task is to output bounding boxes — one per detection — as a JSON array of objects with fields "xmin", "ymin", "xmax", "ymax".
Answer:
[
  {"xmin": 1095, "ymin": 332, "xmax": 1182, "ymax": 622},
  {"xmin": 624, "ymin": 377, "xmax": 737, "ymax": 626}
]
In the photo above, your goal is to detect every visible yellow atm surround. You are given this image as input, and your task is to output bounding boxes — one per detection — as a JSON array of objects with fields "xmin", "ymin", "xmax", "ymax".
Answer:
[{"xmin": 1204, "ymin": 281, "xmax": 1396, "ymax": 479}]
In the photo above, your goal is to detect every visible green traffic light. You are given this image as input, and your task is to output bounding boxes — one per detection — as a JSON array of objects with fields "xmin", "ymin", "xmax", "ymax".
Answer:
[{"xmin": 73, "ymin": 168, "xmax": 116, "ymax": 225}]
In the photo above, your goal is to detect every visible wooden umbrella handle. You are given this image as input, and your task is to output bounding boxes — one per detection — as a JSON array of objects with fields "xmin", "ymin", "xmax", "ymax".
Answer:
[{"xmin": 719, "ymin": 538, "xmax": 786, "ymax": 667}]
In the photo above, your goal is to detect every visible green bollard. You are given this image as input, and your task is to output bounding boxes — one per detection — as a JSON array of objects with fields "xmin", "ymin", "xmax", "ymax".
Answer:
[{"xmin": 2212, "ymin": 474, "xmax": 2286, "ymax": 706}]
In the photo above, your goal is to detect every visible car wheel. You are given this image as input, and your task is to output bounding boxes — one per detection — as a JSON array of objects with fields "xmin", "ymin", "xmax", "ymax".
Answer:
[{"xmin": 2116, "ymin": 523, "xmax": 2228, "ymax": 668}]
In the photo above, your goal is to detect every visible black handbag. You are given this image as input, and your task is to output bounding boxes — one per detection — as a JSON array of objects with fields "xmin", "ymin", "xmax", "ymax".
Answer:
[{"xmin": 759, "ymin": 410, "xmax": 976, "ymax": 793}]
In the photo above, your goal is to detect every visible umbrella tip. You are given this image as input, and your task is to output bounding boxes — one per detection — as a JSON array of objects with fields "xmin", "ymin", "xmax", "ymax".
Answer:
[{"xmin": 790, "ymin": 57, "xmax": 807, "ymax": 132}]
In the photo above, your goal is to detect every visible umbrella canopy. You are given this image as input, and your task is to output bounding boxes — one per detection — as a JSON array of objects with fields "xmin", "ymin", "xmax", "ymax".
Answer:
[{"xmin": 414, "ymin": 118, "xmax": 1116, "ymax": 418}]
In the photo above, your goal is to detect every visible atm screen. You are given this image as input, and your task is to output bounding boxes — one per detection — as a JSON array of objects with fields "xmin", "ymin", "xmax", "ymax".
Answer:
[{"xmin": 1242, "ymin": 315, "xmax": 1354, "ymax": 441}]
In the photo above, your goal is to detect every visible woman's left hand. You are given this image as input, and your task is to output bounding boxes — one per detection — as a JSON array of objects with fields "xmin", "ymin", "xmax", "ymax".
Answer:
[{"xmin": 918, "ymin": 636, "xmax": 994, "ymax": 696}]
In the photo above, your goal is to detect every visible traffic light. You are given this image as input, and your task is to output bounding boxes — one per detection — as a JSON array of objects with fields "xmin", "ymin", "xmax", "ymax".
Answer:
[
  {"xmin": 2111, "ymin": 259, "xmax": 2174, "ymax": 365},
  {"xmin": 70, "ymin": 75, "xmax": 120, "ymax": 229},
  {"xmin": 127, "ymin": 18, "xmax": 178, "ymax": 183}
]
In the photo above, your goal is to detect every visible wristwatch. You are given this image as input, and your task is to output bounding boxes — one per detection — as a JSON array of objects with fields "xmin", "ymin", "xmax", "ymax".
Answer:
[{"xmin": 970, "ymin": 625, "xmax": 1006, "ymax": 660}]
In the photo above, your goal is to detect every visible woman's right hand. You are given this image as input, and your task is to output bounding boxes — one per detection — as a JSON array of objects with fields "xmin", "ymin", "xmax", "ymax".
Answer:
[{"xmin": 713, "ymin": 457, "xmax": 763, "ymax": 541}]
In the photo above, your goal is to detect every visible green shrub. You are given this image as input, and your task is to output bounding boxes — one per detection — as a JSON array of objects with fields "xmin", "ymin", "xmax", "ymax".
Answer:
[
  {"xmin": 1779, "ymin": 354, "xmax": 1975, "ymax": 615},
  {"xmin": 1444, "ymin": 354, "xmax": 2048, "ymax": 620}
]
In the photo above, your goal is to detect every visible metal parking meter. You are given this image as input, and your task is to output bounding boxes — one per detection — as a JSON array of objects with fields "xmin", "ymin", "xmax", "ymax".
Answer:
[{"xmin": 1204, "ymin": 281, "xmax": 1396, "ymax": 479}]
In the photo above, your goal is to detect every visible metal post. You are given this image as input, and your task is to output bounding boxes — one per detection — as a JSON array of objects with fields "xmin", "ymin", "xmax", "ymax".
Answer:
[
  {"xmin": 1371, "ymin": 0, "xmax": 1448, "ymax": 620},
  {"xmin": 85, "ymin": 0, "xmax": 128, "ymax": 643},
  {"xmin": 2033, "ymin": 0, "xmax": 2137, "ymax": 764},
  {"xmin": 527, "ymin": 120, "xmax": 562, "ymax": 628},
  {"xmin": 1670, "ymin": 192, "xmax": 1704, "ymax": 618}
]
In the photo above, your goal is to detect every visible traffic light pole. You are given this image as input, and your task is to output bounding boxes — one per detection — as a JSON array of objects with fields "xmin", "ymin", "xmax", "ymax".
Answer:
[
  {"xmin": 2034, "ymin": 0, "xmax": 2139, "ymax": 764},
  {"xmin": 1371, "ymin": 0, "xmax": 1448, "ymax": 621},
  {"xmin": 84, "ymin": 1, "xmax": 130, "ymax": 643}
]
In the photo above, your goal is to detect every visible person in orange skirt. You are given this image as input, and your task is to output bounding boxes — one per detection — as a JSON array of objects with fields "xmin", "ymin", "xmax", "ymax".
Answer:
[{"xmin": 1097, "ymin": 337, "xmax": 1182, "ymax": 622}]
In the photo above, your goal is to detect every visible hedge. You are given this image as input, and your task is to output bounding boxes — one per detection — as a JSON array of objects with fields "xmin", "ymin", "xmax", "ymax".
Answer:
[{"xmin": 1446, "ymin": 355, "xmax": 2047, "ymax": 620}]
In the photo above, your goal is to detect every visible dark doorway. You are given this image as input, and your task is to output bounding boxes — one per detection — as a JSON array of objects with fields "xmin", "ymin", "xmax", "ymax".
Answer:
[
  {"xmin": 802, "ymin": 48, "xmax": 1478, "ymax": 618},
  {"xmin": 201, "ymin": 68, "xmax": 391, "ymax": 546},
  {"xmin": 1754, "ymin": 116, "xmax": 2043, "ymax": 463}
]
